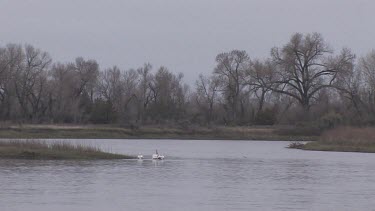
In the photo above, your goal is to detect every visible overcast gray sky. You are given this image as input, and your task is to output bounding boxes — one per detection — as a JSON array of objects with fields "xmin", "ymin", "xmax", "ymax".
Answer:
[{"xmin": 1, "ymin": 0, "xmax": 374, "ymax": 83}]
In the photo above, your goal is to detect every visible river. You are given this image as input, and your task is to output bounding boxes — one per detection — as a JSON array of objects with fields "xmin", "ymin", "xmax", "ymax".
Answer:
[{"xmin": 1, "ymin": 139, "xmax": 375, "ymax": 211}]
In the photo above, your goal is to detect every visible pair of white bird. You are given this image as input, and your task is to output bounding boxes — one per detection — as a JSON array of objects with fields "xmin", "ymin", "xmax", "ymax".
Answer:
[{"xmin": 138, "ymin": 150, "xmax": 165, "ymax": 160}]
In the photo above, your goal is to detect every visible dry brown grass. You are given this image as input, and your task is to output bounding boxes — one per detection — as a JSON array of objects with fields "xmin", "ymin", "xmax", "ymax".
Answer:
[
  {"xmin": 319, "ymin": 127, "xmax": 375, "ymax": 146},
  {"xmin": 291, "ymin": 127, "xmax": 375, "ymax": 153}
]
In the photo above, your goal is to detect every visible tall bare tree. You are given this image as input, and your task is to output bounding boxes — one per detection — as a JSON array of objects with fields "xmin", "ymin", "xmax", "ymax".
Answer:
[
  {"xmin": 270, "ymin": 33, "xmax": 355, "ymax": 113},
  {"xmin": 352, "ymin": 50, "xmax": 375, "ymax": 122},
  {"xmin": 195, "ymin": 74, "xmax": 220, "ymax": 124},
  {"xmin": 137, "ymin": 63, "xmax": 153, "ymax": 122},
  {"xmin": 97, "ymin": 66, "xmax": 123, "ymax": 121},
  {"xmin": 360, "ymin": 50, "xmax": 375, "ymax": 107},
  {"xmin": 0, "ymin": 44, "xmax": 23, "ymax": 119},
  {"xmin": 121, "ymin": 69, "xmax": 139, "ymax": 122},
  {"xmin": 149, "ymin": 67, "xmax": 187, "ymax": 122},
  {"xmin": 245, "ymin": 60, "xmax": 275, "ymax": 114},
  {"xmin": 74, "ymin": 57, "xmax": 99, "ymax": 102},
  {"xmin": 49, "ymin": 63, "xmax": 78, "ymax": 122},
  {"xmin": 214, "ymin": 50, "xmax": 250, "ymax": 123},
  {"xmin": 14, "ymin": 45, "xmax": 52, "ymax": 121}
]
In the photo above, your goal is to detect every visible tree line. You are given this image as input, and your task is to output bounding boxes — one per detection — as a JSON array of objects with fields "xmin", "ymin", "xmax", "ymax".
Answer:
[{"xmin": 0, "ymin": 32, "xmax": 374, "ymax": 127}]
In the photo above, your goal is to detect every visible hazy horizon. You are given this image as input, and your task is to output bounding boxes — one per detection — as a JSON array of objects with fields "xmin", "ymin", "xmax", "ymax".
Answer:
[{"xmin": 1, "ymin": 0, "xmax": 375, "ymax": 84}]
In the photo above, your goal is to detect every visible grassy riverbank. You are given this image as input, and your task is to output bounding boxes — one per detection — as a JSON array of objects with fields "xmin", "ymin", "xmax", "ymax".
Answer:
[
  {"xmin": 289, "ymin": 127, "xmax": 375, "ymax": 153},
  {"xmin": 0, "ymin": 124, "xmax": 317, "ymax": 141},
  {"xmin": 0, "ymin": 140, "xmax": 133, "ymax": 160}
]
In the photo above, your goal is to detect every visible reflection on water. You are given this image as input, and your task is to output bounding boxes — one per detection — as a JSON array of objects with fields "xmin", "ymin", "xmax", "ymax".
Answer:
[{"xmin": 1, "ymin": 139, "xmax": 375, "ymax": 211}]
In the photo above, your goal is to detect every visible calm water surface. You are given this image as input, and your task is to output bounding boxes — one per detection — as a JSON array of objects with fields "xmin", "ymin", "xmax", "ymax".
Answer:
[{"xmin": 1, "ymin": 139, "xmax": 375, "ymax": 211}]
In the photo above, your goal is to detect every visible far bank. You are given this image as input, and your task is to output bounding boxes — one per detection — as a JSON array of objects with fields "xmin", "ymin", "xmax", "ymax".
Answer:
[{"xmin": 0, "ymin": 124, "xmax": 318, "ymax": 141}]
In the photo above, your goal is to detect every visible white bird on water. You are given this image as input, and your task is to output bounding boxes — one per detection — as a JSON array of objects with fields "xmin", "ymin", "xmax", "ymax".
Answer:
[{"xmin": 152, "ymin": 150, "xmax": 165, "ymax": 160}]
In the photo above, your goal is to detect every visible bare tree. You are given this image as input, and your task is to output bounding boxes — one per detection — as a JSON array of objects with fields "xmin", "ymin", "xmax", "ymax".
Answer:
[
  {"xmin": 245, "ymin": 60, "xmax": 275, "ymax": 114},
  {"xmin": 270, "ymin": 33, "xmax": 355, "ymax": 114},
  {"xmin": 122, "ymin": 69, "xmax": 139, "ymax": 122},
  {"xmin": 14, "ymin": 45, "xmax": 52, "ymax": 121},
  {"xmin": 214, "ymin": 50, "xmax": 250, "ymax": 123},
  {"xmin": 137, "ymin": 63, "xmax": 153, "ymax": 122},
  {"xmin": 0, "ymin": 44, "xmax": 23, "ymax": 119},
  {"xmin": 360, "ymin": 50, "xmax": 375, "ymax": 107},
  {"xmin": 49, "ymin": 58, "xmax": 99, "ymax": 123},
  {"xmin": 350, "ymin": 50, "xmax": 375, "ymax": 122},
  {"xmin": 49, "ymin": 63, "xmax": 78, "ymax": 122},
  {"xmin": 74, "ymin": 57, "xmax": 99, "ymax": 102},
  {"xmin": 97, "ymin": 66, "xmax": 123, "ymax": 121},
  {"xmin": 195, "ymin": 74, "xmax": 220, "ymax": 124},
  {"xmin": 149, "ymin": 67, "xmax": 187, "ymax": 122}
]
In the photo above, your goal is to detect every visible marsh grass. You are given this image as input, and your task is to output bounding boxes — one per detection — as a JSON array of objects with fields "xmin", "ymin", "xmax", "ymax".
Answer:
[
  {"xmin": 290, "ymin": 127, "xmax": 375, "ymax": 153},
  {"xmin": 0, "ymin": 139, "xmax": 133, "ymax": 160}
]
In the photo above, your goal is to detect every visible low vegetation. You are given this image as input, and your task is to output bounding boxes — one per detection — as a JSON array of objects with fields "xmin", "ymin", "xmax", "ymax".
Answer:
[
  {"xmin": 289, "ymin": 127, "xmax": 375, "ymax": 153},
  {"xmin": 0, "ymin": 139, "xmax": 133, "ymax": 160}
]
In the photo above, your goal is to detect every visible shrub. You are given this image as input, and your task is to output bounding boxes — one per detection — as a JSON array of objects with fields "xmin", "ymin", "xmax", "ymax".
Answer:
[
  {"xmin": 90, "ymin": 99, "xmax": 116, "ymax": 124},
  {"xmin": 318, "ymin": 112, "xmax": 343, "ymax": 130},
  {"xmin": 255, "ymin": 108, "xmax": 277, "ymax": 125}
]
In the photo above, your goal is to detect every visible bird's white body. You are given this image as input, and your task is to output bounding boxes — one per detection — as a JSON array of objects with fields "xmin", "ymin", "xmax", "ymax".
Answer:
[{"xmin": 152, "ymin": 154, "xmax": 164, "ymax": 160}]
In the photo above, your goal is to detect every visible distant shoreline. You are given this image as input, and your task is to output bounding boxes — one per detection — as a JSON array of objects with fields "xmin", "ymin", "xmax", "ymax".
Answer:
[
  {"xmin": 0, "ymin": 124, "xmax": 317, "ymax": 141},
  {"xmin": 4, "ymin": 124, "xmax": 375, "ymax": 154}
]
